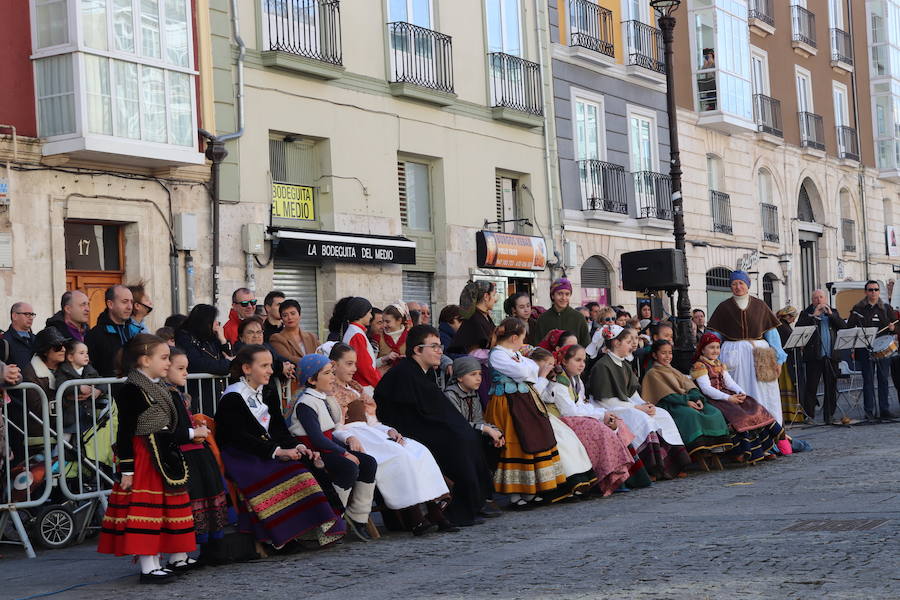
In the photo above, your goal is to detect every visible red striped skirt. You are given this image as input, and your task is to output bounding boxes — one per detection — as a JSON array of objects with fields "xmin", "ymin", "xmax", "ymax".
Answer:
[{"xmin": 97, "ymin": 436, "xmax": 196, "ymax": 556}]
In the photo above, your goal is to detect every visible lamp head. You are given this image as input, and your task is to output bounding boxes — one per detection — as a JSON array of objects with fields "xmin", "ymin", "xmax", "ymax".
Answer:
[{"xmin": 650, "ymin": 0, "xmax": 681, "ymax": 17}]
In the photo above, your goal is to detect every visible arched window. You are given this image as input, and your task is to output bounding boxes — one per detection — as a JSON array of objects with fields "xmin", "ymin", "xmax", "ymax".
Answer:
[
  {"xmin": 798, "ymin": 180, "xmax": 816, "ymax": 222},
  {"xmin": 758, "ymin": 168, "xmax": 778, "ymax": 242},
  {"xmin": 763, "ymin": 272, "xmax": 779, "ymax": 310},
  {"xmin": 581, "ymin": 255, "xmax": 612, "ymax": 306},
  {"xmin": 840, "ymin": 188, "xmax": 856, "ymax": 252},
  {"xmin": 706, "ymin": 266, "xmax": 733, "ymax": 313}
]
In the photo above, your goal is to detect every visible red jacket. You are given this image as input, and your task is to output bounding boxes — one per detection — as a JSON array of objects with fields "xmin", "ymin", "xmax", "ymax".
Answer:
[
  {"xmin": 223, "ymin": 308, "xmax": 242, "ymax": 345},
  {"xmin": 347, "ymin": 327, "xmax": 381, "ymax": 388}
]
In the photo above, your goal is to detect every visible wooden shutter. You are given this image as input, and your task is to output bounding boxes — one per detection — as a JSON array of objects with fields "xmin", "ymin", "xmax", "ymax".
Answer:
[{"xmin": 398, "ymin": 161, "xmax": 408, "ymax": 227}]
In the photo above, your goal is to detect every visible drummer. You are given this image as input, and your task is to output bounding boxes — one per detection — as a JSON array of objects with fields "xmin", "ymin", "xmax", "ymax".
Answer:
[{"xmin": 846, "ymin": 281, "xmax": 898, "ymax": 420}]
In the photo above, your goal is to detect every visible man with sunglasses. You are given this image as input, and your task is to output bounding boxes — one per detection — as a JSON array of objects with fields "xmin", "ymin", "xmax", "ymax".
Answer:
[
  {"xmin": 224, "ymin": 287, "xmax": 257, "ymax": 344},
  {"xmin": 3, "ymin": 301, "xmax": 36, "ymax": 368},
  {"xmin": 847, "ymin": 280, "xmax": 898, "ymax": 420},
  {"xmin": 127, "ymin": 282, "xmax": 154, "ymax": 333}
]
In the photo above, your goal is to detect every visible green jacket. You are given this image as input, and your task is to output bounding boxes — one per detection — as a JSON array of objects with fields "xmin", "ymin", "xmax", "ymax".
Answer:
[{"xmin": 533, "ymin": 305, "xmax": 590, "ymax": 347}]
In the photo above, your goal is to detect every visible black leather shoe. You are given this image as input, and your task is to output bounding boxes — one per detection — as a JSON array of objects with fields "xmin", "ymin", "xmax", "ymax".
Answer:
[
  {"xmin": 478, "ymin": 504, "xmax": 502, "ymax": 518},
  {"xmin": 346, "ymin": 518, "xmax": 373, "ymax": 542},
  {"xmin": 880, "ymin": 410, "xmax": 898, "ymax": 419},
  {"xmin": 411, "ymin": 520, "xmax": 437, "ymax": 536},
  {"xmin": 139, "ymin": 569, "xmax": 176, "ymax": 584},
  {"xmin": 437, "ymin": 521, "xmax": 460, "ymax": 533},
  {"xmin": 165, "ymin": 558, "xmax": 202, "ymax": 573}
]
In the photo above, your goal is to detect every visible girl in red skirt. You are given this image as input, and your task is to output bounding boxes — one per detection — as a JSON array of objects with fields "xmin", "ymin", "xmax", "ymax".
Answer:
[{"xmin": 98, "ymin": 334, "xmax": 201, "ymax": 584}]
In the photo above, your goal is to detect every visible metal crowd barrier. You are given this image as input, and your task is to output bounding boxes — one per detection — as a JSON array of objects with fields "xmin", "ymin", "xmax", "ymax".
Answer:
[
  {"xmin": 1, "ymin": 374, "xmax": 230, "ymax": 558},
  {"xmin": 1, "ymin": 383, "xmax": 54, "ymax": 558}
]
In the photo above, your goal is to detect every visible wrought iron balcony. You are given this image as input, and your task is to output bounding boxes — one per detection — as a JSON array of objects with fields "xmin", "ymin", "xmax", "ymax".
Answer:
[
  {"xmin": 753, "ymin": 94, "xmax": 783, "ymax": 137},
  {"xmin": 387, "ymin": 22, "xmax": 454, "ymax": 94},
  {"xmin": 578, "ymin": 160, "xmax": 628, "ymax": 214},
  {"xmin": 830, "ymin": 28, "xmax": 853, "ymax": 66},
  {"xmin": 798, "ymin": 111, "xmax": 825, "ymax": 151},
  {"xmin": 488, "ymin": 52, "xmax": 543, "ymax": 116},
  {"xmin": 749, "ymin": 0, "xmax": 774, "ymax": 27},
  {"xmin": 791, "ymin": 5, "xmax": 816, "ymax": 48},
  {"xmin": 837, "ymin": 125, "xmax": 859, "ymax": 161},
  {"xmin": 623, "ymin": 20, "xmax": 665, "ymax": 74},
  {"xmin": 761, "ymin": 203, "xmax": 779, "ymax": 242},
  {"xmin": 710, "ymin": 190, "xmax": 733, "ymax": 234},
  {"xmin": 632, "ymin": 171, "xmax": 672, "ymax": 220},
  {"xmin": 842, "ymin": 218, "xmax": 857, "ymax": 252},
  {"xmin": 262, "ymin": 0, "xmax": 342, "ymax": 65},
  {"xmin": 569, "ymin": 0, "xmax": 615, "ymax": 58}
]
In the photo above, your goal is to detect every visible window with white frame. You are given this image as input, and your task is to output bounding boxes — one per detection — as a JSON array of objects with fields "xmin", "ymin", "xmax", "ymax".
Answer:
[
  {"xmin": 628, "ymin": 108, "xmax": 657, "ymax": 173},
  {"xmin": 398, "ymin": 159, "xmax": 431, "ymax": 231},
  {"xmin": 750, "ymin": 47, "xmax": 769, "ymax": 96},
  {"xmin": 833, "ymin": 81, "xmax": 849, "ymax": 127},
  {"xmin": 573, "ymin": 93, "xmax": 605, "ymax": 163},
  {"xmin": 795, "ymin": 67, "xmax": 813, "ymax": 113},
  {"xmin": 486, "ymin": 0, "xmax": 522, "ymax": 55},
  {"xmin": 31, "ymin": 0, "xmax": 199, "ymax": 161},
  {"xmin": 828, "ymin": 0, "xmax": 843, "ymax": 30}
]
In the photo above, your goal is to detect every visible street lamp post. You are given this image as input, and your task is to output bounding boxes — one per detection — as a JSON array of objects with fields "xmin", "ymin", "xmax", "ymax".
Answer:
[{"xmin": 650, "ymin": 0, "xmax": 694, "ymax": 371}]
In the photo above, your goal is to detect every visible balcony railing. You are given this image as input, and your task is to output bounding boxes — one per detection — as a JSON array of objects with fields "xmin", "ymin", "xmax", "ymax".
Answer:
[
  {"xmin": 488, "ymin": 52, "xmax": 543, "ymax": 116},
  {"xmin": 387, "ymin": 22, "xmax": 454, "ymax": 94},
  {"xmin": 569, "ymin": 0, "xmax": 615, "ymax": 58},
  {"xmin": 761, "ymin": 203, "xmax": 779, "ymax": 242},
  {"xmin": 262, "ymin": 0, "xmax": 342, "ymax": 65},
  {"xmin": 710, "ymin": 190, "xmax": 733, "ymax": 234},
  {"xmin": 837, "ymin": 125, "xmax": 859, "ymax": 161},
  {"xmin": 831, "ymin": 28, "xmax": 853, "ymax": 66},
  {"xmin": 791, "ymin": 5, "xmax": 816, "ymax": 48},
  {"xmin": 579, "ymin": 160, "xmax": 628, "ymax": 214},
  {"xmin": 753, "ymin": 94, "xmax": 783, "ymax": 137},
  {"xmin": 842, "ymin": 218, "xmax": 857, "ymax": 252},
  {"xmin": 623, "ymin": 21, "xmax": 665, "ymax": 74},
  {"xmin": 633, "ymin": 171, "xmax": 672, "ymax": 220},
  {"xmin": 799, "ymin": 111, "xmax": 825, "ymax": 150},
  {"xmin": 748, "ymin": 0, "xmax": 774, "ymax": 27}
]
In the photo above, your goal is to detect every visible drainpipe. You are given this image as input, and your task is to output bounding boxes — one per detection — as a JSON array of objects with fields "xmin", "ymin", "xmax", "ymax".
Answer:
[
  {"xmin": 199, "ymin": 0, "xmax": 246, "ymax": 305},
  {"xmin": 185, "ymin": 250, "xmax": 196, "ymax": 310},
  {"xmin": 533, "ymin": 0, "xmax": 562, "ymax": 277},
  {"xmin": 847, "ymin": 0, "xmax": 870, "ymax": 280}
]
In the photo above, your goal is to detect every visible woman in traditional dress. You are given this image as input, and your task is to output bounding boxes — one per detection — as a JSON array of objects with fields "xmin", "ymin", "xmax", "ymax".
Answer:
[
  {"xmin": 164, "ymin": 346, "xmax": 230, "ymax": 561},
  {"xmin": 588, "ymin": 325, "xmax": 692, "ymax": 480},
  {"xmin": 706, "ymin": 270, "xmax": 787, "ymax": 426},
  {"xmin": 641, "ymin": 340, "xmax": 732, "ymax": 467},
  {"xmin": 539, "ymin": 344, "xmax": 635, "ymax": 495},
  {"xmin": 484, "ymin": 318, "xmax": 570, "ymax": 508},
  {"xmin": 330, "ymin": 343, "xmax": 455, "ymax": 534},
  {"xmin": 377, "ymin": 304, "xmax": 409, "ymax": 367},
  {"xmin": 214, "ymin": 345, "xmax": 344, "ymax": 550},
  {"xmin": 447, "ymin": 280, "xmax": 497, "ymax": 355},
  {"xmin": 691, "ymin": 333, "xmax": 786, "ymax": 463},
  {"xmin": 339, "ymin": 297, "xmax": 381, "ymax": 394},
  {"xmin": 776, "ymin": 306, "xmax": 804, "ymax": 424},
  {"xmin": 97, "ymin": 334, "xmax": 198, "ymax": 584}
]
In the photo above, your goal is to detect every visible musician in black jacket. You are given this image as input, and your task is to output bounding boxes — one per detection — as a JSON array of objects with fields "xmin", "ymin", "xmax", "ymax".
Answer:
[
  {"xmin": 846, "ymin": 281, "xmax": 898, "ymax": 420},
  {"xmin": 796, "ymin": 290, "xmax": 846, "ymax": 424}
]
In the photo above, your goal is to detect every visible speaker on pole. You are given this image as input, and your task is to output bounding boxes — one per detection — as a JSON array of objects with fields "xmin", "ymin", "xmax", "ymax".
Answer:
[{"xmin": 621, "ymin": 249, "xmax": 687, "ymax": 292}]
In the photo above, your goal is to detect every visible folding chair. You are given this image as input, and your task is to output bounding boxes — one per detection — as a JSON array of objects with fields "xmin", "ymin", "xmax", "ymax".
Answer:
[{"xmin": 835, "ymin": 360, "xmax": 865, "ymax": 421}]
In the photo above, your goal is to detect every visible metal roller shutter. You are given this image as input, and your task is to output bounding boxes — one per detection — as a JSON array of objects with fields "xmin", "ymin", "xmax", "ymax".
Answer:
[
  {"xmin": 581, "ymin": 256, "xmax": 611, "ymax": 288},
  {"xmin": 272, "ymin": 260, "xmax": 319, "ymax": 335},
  {"xmin": 403, "ymin": 271, "xmax": 433, "ymax": 317}
]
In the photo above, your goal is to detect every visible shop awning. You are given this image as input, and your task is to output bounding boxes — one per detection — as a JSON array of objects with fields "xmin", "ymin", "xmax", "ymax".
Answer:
[{"xmin": 272, "ymin": 228, "xmax": 417, "ymax": 265}]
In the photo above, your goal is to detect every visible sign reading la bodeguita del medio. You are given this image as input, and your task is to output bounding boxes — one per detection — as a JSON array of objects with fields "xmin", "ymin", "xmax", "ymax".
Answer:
[{"xmin": 272, "ymin": 229, "xmax": 417, "ymax": 265}]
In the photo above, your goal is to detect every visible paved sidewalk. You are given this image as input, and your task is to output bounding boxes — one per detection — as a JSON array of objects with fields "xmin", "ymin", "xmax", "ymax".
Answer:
[{"xmin": 2, "ymin": 422, "xmax": 899, "ymax": 600}]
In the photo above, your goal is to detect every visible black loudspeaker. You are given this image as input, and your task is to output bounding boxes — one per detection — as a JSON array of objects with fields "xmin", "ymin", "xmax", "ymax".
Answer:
[{"xmin": 620, "ymin": 249, "xmax": 687, "ymax": 291}]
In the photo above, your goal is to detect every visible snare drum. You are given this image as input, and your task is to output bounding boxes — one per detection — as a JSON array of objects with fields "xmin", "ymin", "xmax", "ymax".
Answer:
[{"xmin": 872, "ymin": 336, "xmax": 898, "ymax": 360}]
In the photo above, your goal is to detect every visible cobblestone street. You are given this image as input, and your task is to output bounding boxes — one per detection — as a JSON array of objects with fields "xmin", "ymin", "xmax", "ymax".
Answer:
[{"xmin": 3, "ymin": 422, "xmax": 899, "ymax": 600}]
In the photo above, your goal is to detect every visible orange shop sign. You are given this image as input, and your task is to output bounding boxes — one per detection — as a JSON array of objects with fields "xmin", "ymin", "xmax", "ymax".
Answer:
[{"xmin": 476, "ymin": 231, "xmax": 547, "ymax": 272}]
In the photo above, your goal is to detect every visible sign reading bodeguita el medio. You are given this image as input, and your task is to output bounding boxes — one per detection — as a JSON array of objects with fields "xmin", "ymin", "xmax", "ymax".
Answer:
[{"xmin": 273, "ymin": 229, "xmax": 417, "ymax": 265}]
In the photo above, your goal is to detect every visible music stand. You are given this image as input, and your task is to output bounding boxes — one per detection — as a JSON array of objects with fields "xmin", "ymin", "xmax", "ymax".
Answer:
[
  {"xmin": 782, "ymin": 326, "xmax": 816, "ymax": 426},
  {"xmin": 833, "ymin": 327, "xmax": 878, "ymax": 425}
]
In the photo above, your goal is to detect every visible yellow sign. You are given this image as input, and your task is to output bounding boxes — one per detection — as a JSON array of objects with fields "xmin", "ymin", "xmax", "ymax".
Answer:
[{"xmin": 271, "ymin": 183, "xmax": 315, "ymax": 221}]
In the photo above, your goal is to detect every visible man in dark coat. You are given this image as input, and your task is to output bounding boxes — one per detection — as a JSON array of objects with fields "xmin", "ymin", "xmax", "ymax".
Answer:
[
  {"xmin": 795, "ymin": 289, "xmax": 846, "ymax": 424},
  {"xmin": 532, "ymin": 278, "xmax": 590, "ymax": 346},
  {"xmin": 85, "ymin": 285, "xmax": 141, "ymax": 376},
  {"xmin": 847, "ymin": 280, "xmax": 897, "ymax": 419},
  {"xmin": 45, "ymin": 290, "xmax": 91, "ymax": 343},
  {"xmin": 3, "ymin": 301, "xmax": 37, "ymax": 368},
  {"xmin": 374, "ymin": 325, "xmax": 495, "ymax": 527}
]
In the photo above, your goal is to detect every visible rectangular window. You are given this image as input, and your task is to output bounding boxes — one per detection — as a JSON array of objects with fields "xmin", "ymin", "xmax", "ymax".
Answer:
[
  {"xmin": 795, "ymin": 68, "xmax": 812, "ymax": 112},
  {"xmin": 141, "ymin": 0, "xmax": 162, "ymax": 58},
  {"xmin": 628, "ymin": 111, "xmax": 656, "ymax": 172},
  {"xmin": 833, "ymin": 82, "xmax": 849, "ymax": 127},
  {"xmin": 85, "ymin": 54, "xmax": 112, "ymax": 134},
  {"xmin": 113, "ymin": 0, "xmax": 135, "ymax": 53},
  {"xmin": 750, "ymin": 47, "xmax": 769, "ymax": 95},
  {"xmin": 574, "ymin": 96, "xmax": 603, "ymax": 161},
  {"xmin": 486, "ymin": 0, "xmax": 521, "ymax": 55},
  {"xmin": 269, "ymin": 137, "xmax": 319, "ymax": 226},
  {"xmin": 389, "ymin": 0, "xmax": 431, "ymax": 26},
  {"xmin": 495, "ymin": 176, "xmax": 519, "ymax": 233},
  {"xmin": 398, "ymin": 160, "xmax": 431, "ymax": 231},
  {"xmin": 34, "ymin": 54, "xmax": 76, "ymax": 137},
  {"xmin": 83, "ymin": 0, "xmax": 109, "ymax": 50},
  {"xmin": 828, "ymin": 0, "xmax": 843, "ymax": 30},
  {"xmin": 34, "ymin": 0, "xmax": 69, "ymax": 49}
]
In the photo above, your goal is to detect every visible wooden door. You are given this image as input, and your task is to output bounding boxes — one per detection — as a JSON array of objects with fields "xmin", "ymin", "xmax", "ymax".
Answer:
[{"xmin": 65, "ymin": 273, "xmax": 123, "ymax": 327}]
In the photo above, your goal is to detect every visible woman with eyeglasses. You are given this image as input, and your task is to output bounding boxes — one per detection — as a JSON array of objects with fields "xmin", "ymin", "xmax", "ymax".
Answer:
[{"xmin": 20, "ymin": 328, "xmax": 70, "ymax": 441}]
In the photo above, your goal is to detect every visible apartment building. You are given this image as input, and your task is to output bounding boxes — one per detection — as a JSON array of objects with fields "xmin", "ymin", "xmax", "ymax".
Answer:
[
  {"xmin": 0, "ymin": 0, "xmax": 213, "ymax": 326},
  {"xmin": 547, "ymin": 0, "xmax": 673, "ymax": 310},
  {"xmin": 206, "ymin": 0, "xmax": 558, "ymax": 332},
  {"xmin": 672, "ymin": 0, "xmax": 900, "ymax": 313}
]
